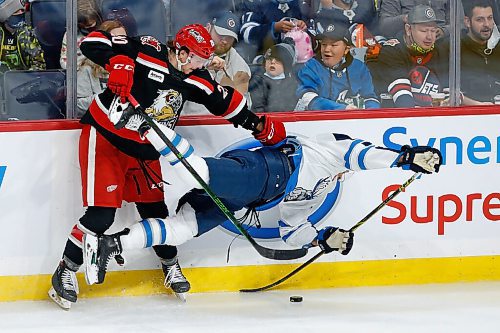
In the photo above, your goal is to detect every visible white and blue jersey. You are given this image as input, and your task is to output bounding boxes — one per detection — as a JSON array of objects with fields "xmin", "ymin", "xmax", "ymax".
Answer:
[{"xmin": 186, "ymin": 134, "xmax": 400, "ymax": 248}]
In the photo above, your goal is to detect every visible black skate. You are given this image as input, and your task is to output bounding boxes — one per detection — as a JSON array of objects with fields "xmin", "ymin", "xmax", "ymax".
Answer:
[
  {"xmin": 48, "ymin": 259, "xmax": 79, "ymax": 310},
  {"xmin": 83, "ymin": 231, "xmax": 125, "ymax": 285},
  {"xmin": 162, "ymin": 259, "xmax": 190, "ymax": 302}
]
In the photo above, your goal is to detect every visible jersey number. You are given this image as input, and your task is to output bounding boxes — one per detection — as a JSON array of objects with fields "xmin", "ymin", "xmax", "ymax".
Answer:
[{"xmin": 217, "ymin": 85, "xmax": 228, "ymax": 99}]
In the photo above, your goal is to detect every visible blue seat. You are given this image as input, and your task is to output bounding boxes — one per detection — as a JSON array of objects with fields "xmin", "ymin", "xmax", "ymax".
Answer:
[
  {"xmin": 100, "ymin": 0, "xmax": 168, "ymax": 43},
  {"xmin": 3, "ymin": 70, "xmax": 66, "ymax": 120},
  {"xmin": 30, "ymin": 0, "xmax": 67, "ymax": 70}
]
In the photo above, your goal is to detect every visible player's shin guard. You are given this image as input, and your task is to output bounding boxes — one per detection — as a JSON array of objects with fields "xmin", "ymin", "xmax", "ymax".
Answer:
[{"xmin": 121, "ymin": 203, "xmax": 198, "ymax": 249}]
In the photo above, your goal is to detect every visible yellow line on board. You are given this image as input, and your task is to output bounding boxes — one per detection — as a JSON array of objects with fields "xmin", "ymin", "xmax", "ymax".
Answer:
[{"xmin": 1, "ymin": 255, "xmax": 500, "ymax": 302}]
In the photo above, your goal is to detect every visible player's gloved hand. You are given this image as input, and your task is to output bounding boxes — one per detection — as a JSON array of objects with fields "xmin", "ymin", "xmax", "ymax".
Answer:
[
  {"xmin": 105, "ymin": 55, "xmax": 135, "ymax": 103},
  {"xmin": 108, "ymin": 96, "xmax": 150, "ymax": 135},
  {"xmin": 253, "ymin": 115, "xmax": 286, "ymax": 146},
  {"xmin": 397, "ymin": 145, "xmax": 442, "ymax": 174},
  {"xmin": 317, "ymin": 227, "xmax": 354, "ymax": 255}
]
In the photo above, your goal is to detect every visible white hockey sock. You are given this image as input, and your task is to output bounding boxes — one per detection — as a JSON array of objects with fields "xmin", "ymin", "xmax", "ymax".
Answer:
[
  {"xmin": 144, "ymin": 122, "xmax": 193, "ymax": 165},
  {"xmin": 120, "ymin": 204, "xmax": 198, "ymax": 249},
  {"xmin": 161, "ymin": 153, "xmax": 209, "ymax": 216}
]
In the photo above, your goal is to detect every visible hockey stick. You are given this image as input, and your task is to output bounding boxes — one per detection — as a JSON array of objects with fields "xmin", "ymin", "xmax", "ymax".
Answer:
[
  {"xmin": 127, "ymin": 96, "xmax": 307, "ymax": 261},
  {"xmin": 240, "ymin": 172, "xmax": 422, "ymax": 292}
]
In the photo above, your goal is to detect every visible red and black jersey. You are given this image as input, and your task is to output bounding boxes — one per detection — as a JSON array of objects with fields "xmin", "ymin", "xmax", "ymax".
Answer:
[
  {"xmin": 367, "ymin": 36, "xmax": 449, "ymax": 108},
  {"xmin": 79, "ymin": 31, "xmax": 258, "ymax": 160}
]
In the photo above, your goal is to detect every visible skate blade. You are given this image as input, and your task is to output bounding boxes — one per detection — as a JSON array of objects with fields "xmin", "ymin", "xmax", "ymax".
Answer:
[
  {"xmin": 48, "ymin": 287, "xmax": 72, "ymax": 310},
  {"xmin": 83, "ymin": 234, "xmax": 99, "ymax": 285},
  {"xmin": 174, "ymin": 292, "xmax": 187, "ymax": 302}
]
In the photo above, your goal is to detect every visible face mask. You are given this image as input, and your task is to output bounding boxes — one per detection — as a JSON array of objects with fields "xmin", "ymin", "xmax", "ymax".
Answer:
[
  {"xmin": 6, "ymin": 14, "xmax": 25, "ymax": 29},
  {"xmin": 79, "ymin": 26, "xmax": 97, "ymax": 36}
]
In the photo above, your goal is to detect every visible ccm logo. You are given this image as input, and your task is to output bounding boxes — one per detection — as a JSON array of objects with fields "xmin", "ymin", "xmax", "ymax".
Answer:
[
  {"xmin": 113, "ymin": 64, "xmax": 134, "ymax": 71},
  {"xmin": 0, "ymin": 166, "xmax": 6, "ymax": 189}
]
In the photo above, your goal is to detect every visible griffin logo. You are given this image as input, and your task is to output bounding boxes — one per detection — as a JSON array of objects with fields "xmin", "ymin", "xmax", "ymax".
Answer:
[
  {"xmin": 0, "ymin": 166, "xmax": 5, "ymax": 189},
  {"xmin": 145, "ymin": 89, "xmax": 183, "ymax": 123}
]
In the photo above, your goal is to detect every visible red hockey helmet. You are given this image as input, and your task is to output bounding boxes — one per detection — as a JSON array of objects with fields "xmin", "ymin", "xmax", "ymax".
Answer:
[{"xmin": 174, "ymin": 24, "xmax": 215, "ymax": 61}]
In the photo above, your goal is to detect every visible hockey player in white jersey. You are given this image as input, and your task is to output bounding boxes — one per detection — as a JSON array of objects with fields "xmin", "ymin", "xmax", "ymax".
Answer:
[{"xmin": 83, "ymin": 112, "xmax": 442, "ymax": 287}]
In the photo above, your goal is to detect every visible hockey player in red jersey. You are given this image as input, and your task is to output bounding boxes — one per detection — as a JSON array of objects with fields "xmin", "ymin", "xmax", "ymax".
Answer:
[{"xmin": 49, "ymin": 24, "xmax": 285, "ymax": 309}]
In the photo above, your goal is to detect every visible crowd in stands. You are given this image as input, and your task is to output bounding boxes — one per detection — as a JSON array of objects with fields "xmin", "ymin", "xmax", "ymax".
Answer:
[{"xmin": 1, "ymin": 0, "xmax": 500, "ymax": 120}]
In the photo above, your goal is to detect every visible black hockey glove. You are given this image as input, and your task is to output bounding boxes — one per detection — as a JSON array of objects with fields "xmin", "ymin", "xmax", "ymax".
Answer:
[
  {"xmin": 397, "ymin": 145, "xmax": 442, "ymax": 174},
  {"xmin": 317, "ymin": 227, "xmax": 354, "ymax": 255}
]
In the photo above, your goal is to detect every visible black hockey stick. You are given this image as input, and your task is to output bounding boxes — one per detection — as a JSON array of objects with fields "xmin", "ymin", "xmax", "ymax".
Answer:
[
  {"xmin": 240, "ymin": 172, "xmax": 422, "ymax": 292},
  {"xmin": 127, "ymin": 96, "xmax": 307, "ymax": 261}
]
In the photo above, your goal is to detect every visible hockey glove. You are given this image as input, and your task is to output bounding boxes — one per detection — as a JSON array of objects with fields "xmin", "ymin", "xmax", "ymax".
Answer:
[
  {"xmin": 253, "ymin": 115, "xmax": 286, "ymax": 146},
  {"xmin": 397, "ymin": 145, "xmax": 442, "ymax": 174},
  {"xmin": 317, "ymin": 227, "xmax": 354, "ymax": 255},
  {"xmin": 105, "ymin": 55, "xmax": 135, "ymax": 103},
  {"xmin": 108, "ymin": 96, "xmax": 150, "ymax": 135}
]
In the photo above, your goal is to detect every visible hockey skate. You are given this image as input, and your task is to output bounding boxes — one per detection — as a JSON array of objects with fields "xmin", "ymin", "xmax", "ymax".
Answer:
[
  {"xmin": 83, "ymin": 231, "xmax": 125, "ymax": 285},
  {"xmin": 162, "ymin": 259, "xmax": 191, "ymax": 302},
  {"xmin": 48, "ymin": 258, "xmax": 79, "ymax": 310}
]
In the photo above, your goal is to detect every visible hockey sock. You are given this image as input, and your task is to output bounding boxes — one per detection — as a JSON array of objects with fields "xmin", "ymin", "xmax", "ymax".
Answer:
[{"xmin": 120, "ymin": 204, "xmax": 198, "ymax": 249}]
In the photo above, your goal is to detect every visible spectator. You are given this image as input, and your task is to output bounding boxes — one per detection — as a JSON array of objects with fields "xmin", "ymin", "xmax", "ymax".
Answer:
[
  {"xmin": 249, "ymin": 39, "xmax": 299, "ymax": 112},
  {"xmin": 76, "ymin": 20, "xmax": 126, "ymax": 117},
  {"xmin": 103, "ymin": 7, "xmax": 137, "ymax": 37},
  {"xmin": 183, "ymin": 11, "xmax": 252, "ymax": 115},
  {"xmin": 367, "ymin": 5, "xmax": 449, "ymax": 108},
  {"xmin": 295, "ymin": 20, "xmax": 379, "ymax": 111},
  {"xmin": 0, "ymin": 4, "xmax": 45, "ymax": 118},
  {"xmin": 60, "ymin": 0, "xmax": 102, "ymax": 69},
  {"xmin": 379, "ymin": 0, "xmax": 457, "ymax": 39},
  {"xmin": 169, "ymin": 0, "xmax": 246, "ymax": 35},
  {"xmin": 0, "ymin": 0, "xmax": 24, "ymax": 22},
  {"xmin": 0, "ymin": 7, "xmax": 45, "ymax": 72},
  {"xmin": 316, "ymin": 0, "xmax": 380, "ymax": 35},
  {"xmin": 460, "ymin": 0, "xmax": 500, "ymax": 105},
  {"xmin": 240, "ymin": 0, "xmax": 308, "ymax": 61},
  {"xmin": 208, "ymin": 11, "xmax": 251, "ymax": 96}
]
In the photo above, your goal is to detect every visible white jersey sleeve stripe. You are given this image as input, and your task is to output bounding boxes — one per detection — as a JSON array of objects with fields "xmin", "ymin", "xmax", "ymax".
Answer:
[
  {"xmin": 82, "ymin": 36, "xmax": 112, "ymax": 47},
  {"xmin": 343, "ymin": 139, "xmax": 364, "ymax": 169}
]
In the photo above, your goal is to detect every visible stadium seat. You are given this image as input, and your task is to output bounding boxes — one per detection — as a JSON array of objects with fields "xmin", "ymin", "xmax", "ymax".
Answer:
[
  {"xmin": 3, "ymin": 70, "xmax": 66, "ymax": 120},
  {"xmin": 100, "ymin": 0, "xmax": 168, "ymax": 43},
  {"xmin": 29, "ymin": 0, "xmax": 67, "ymax": 70}
]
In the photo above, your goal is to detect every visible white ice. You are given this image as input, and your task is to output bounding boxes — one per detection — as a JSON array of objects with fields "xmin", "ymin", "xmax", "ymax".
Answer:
[{"xmin": 1, "ymin": 282, "xmax": 500, "ymax": 333}]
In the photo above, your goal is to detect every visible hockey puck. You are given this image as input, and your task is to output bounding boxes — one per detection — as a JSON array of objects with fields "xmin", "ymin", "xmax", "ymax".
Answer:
[{"xmin": 290, "ymin": 295, "xmax": 303, "ymax": 302}]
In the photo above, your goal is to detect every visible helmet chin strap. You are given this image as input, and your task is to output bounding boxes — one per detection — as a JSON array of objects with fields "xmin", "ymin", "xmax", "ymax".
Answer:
[{"xmin": 175, "ymin": 50, "xmax": 191, "ymax": 71}]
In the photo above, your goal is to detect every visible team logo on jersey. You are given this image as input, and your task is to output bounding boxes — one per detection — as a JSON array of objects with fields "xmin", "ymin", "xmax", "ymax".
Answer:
[
  {"xmin": 382, "ymin": 38, "xmax": 400, "ymax": 47},
  {"xmin": 140, "ymin": 36, "xmax": 161, "ymax": 51},
  {"xmin": 189, "ymin": 29, "xmax": 205, "ymax": 43},
  {"xmin": 0, "ymin": 166, "xmax": 6, "ymax": 190},
  {"xmin": 145, "ymin": 89, "xmax": 183, "ymax": 127},
  {"xmin": 284, "ymin": 176, "xmax": 337, "ymax": 202},
  {"xmin": 106, "ymin": 185, "xmax": 118, "ymax": 192}
]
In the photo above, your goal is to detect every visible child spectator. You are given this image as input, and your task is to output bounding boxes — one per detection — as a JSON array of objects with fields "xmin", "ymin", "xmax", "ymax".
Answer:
[
  {"xmin": 249, "ymin": 39, "xmax": 299, "ymax": 112},
  {"xmin": 316, "ymin": 0, "xmax": 380, "ymax": 35},
  {"xmin": 295, "ymin": 20, "xmax": 379, "ymax": 111}
]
